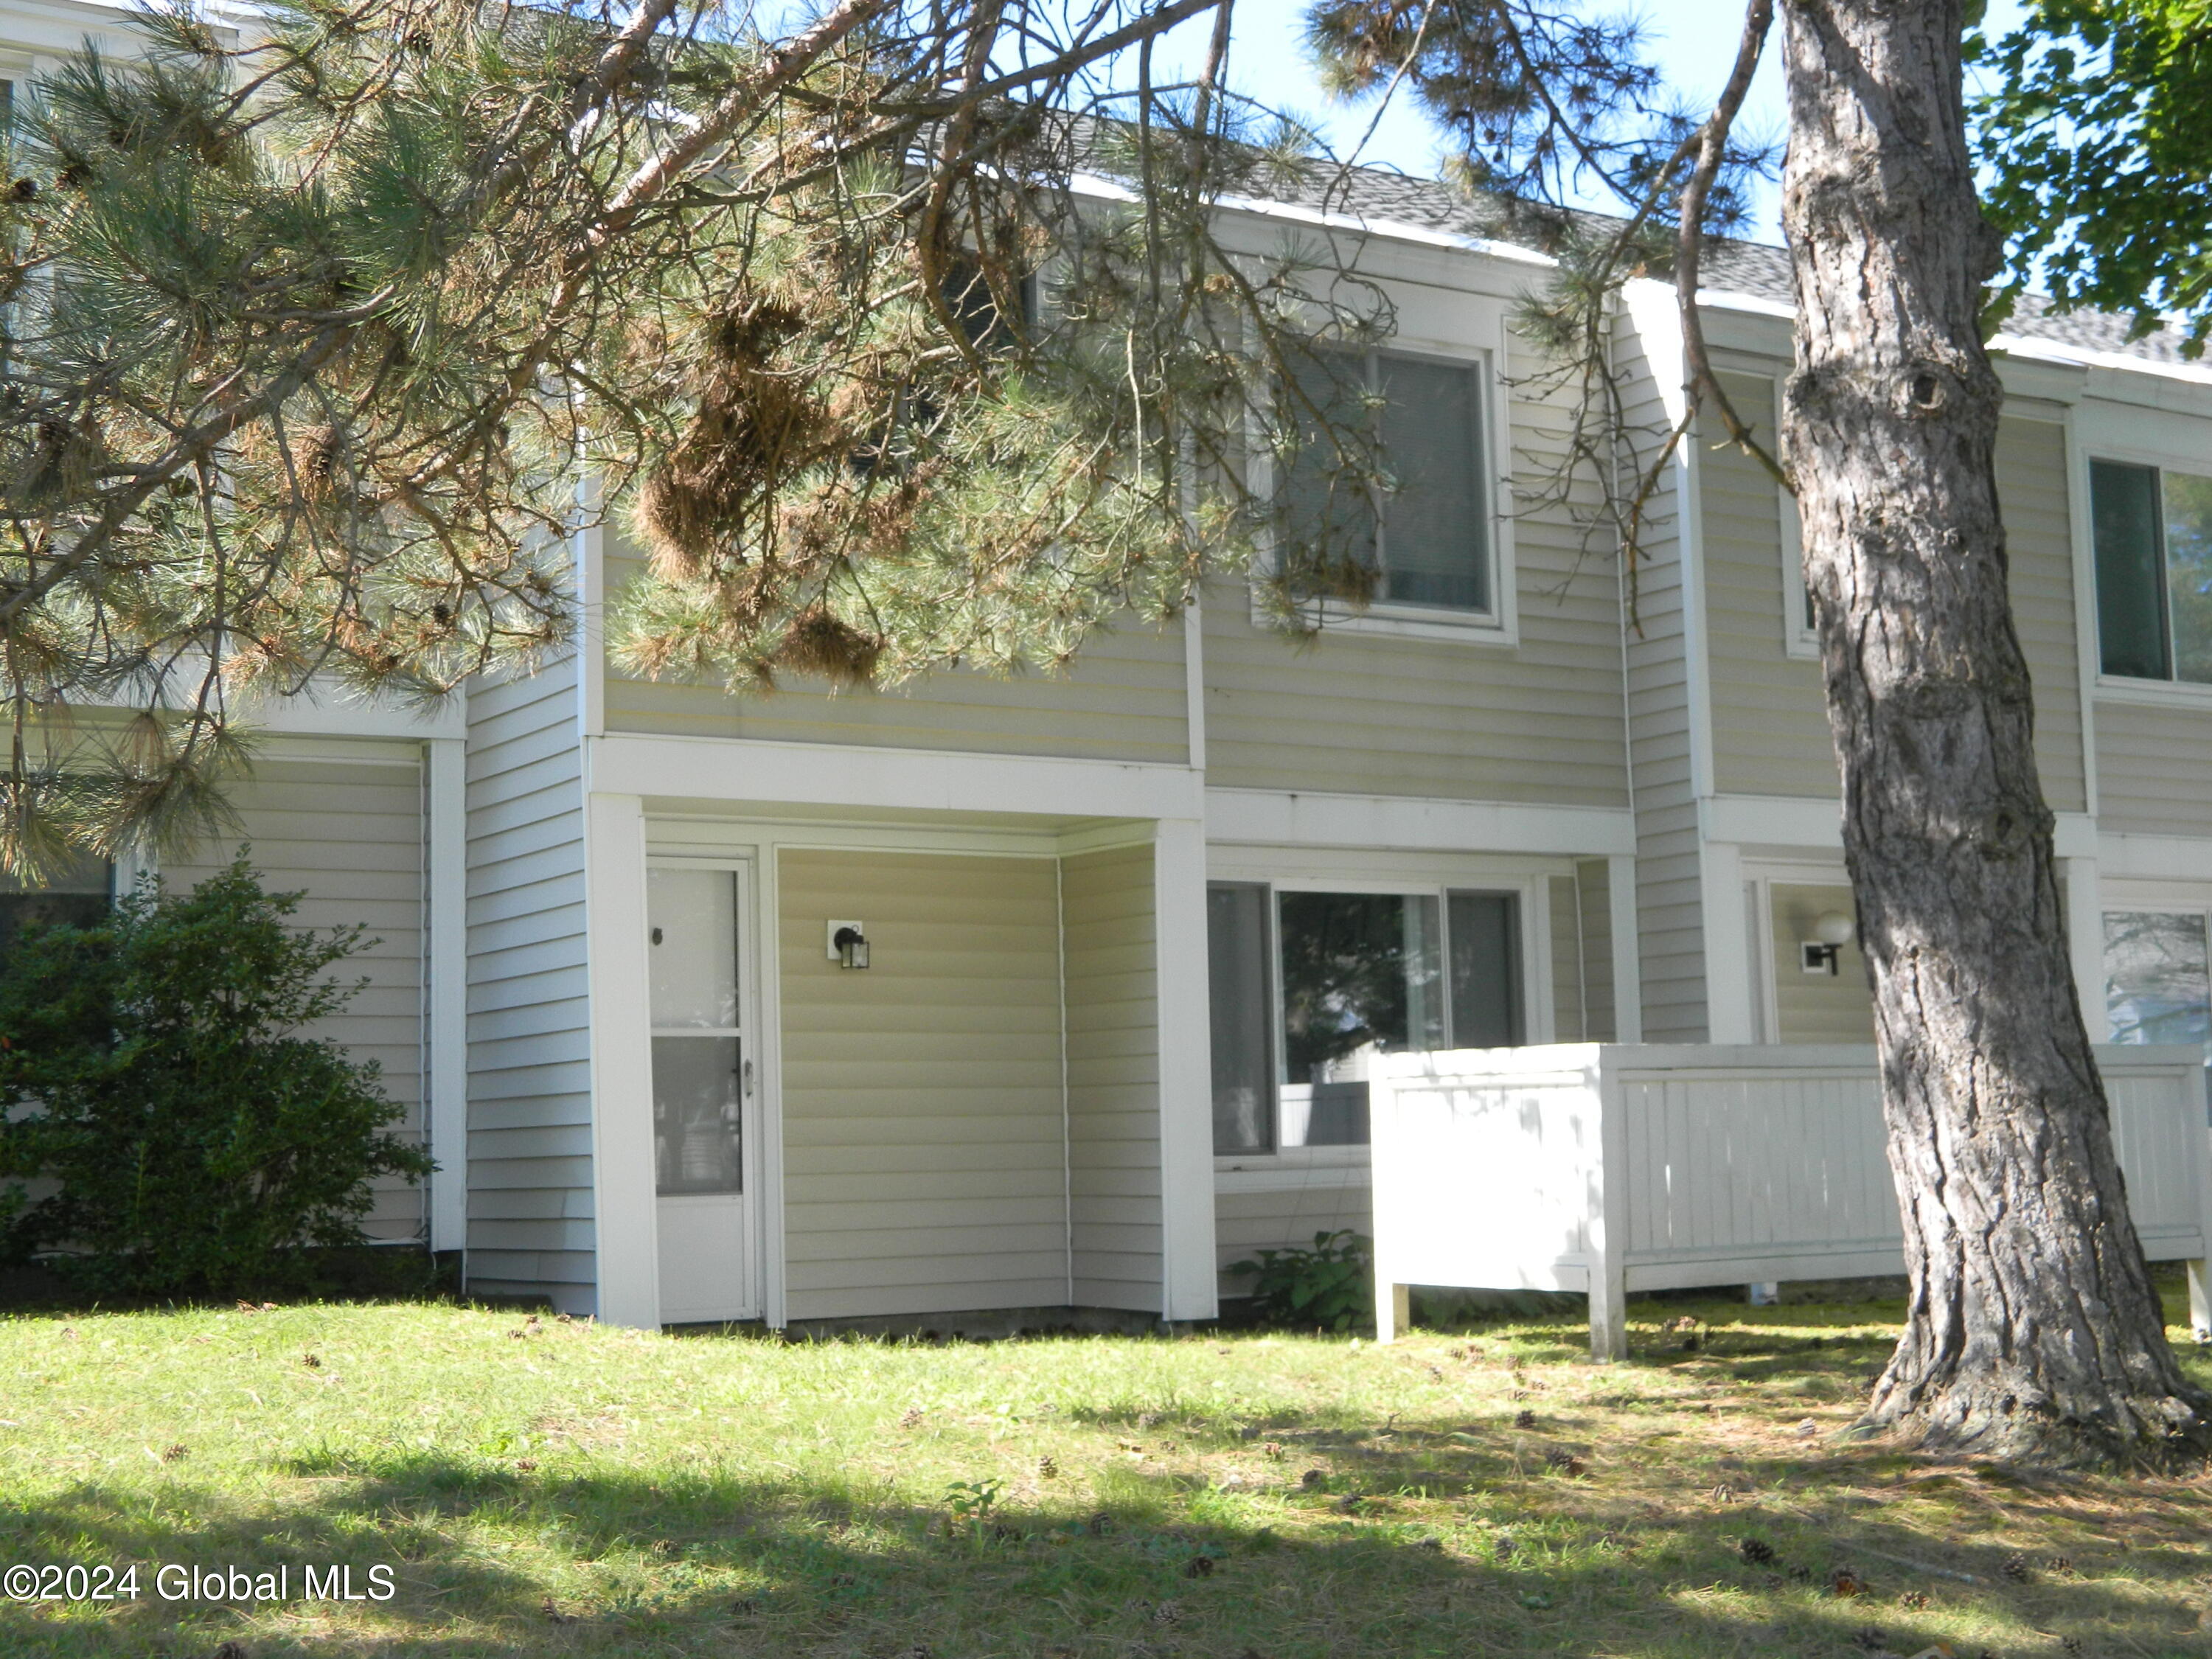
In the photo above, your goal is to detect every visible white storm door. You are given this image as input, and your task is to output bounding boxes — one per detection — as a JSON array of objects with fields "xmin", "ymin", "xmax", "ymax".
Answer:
[{"xmin": 648, "ymin": 863, "xmax": 759, "ymax": 1323}]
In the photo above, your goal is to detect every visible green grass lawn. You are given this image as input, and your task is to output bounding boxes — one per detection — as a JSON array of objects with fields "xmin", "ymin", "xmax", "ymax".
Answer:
[{"xmin": 1, "ymin": 1286, "xmax": 2208, "ymax": 1658}]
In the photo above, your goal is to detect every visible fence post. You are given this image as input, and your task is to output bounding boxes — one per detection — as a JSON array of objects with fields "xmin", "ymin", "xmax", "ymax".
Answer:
[
  {"xmin": 2194, "ymin": 1060, "xmax": 2212, "ymax": 1343},
  {"xmin": 1586, "ymin": 1050, "xmax": 1629, "ymax": 1361},
  {"xmin": 1372, "ymin": 1063, "xmax": 1402, "ymax": 1343}
]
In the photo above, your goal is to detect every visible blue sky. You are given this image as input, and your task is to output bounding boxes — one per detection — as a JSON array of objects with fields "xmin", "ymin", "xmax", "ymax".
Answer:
[{"xmin": 1169, "ymin": 0, "xmax": 2038, "ymax": 243}]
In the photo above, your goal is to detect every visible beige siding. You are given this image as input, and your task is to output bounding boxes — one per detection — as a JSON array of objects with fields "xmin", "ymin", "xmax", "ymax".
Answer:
[
  {"xmin": 165, "ymin": 748, "xmax": 426, "ymax": 1241},
  {"xmin": 2001, "ymin": 419, "xmax": 2088, "ymax": 813},
  {"xmin": 1705, "ymin": 377, "xmax": 2085, "ymax": 812},
  {"xmin": 778, "ymin": 849, "xmax": 1068, "ymax": 1319},
  {"xmin": 601, "ymin": 540, "xmax": 1189, "ymax": 764},
  {"xmin": 464, "ymin": 663, "xmax": 596, "ymax": 1307},
  {"xmin": 1619, "ymin": 313, "xmax": 1707, "ymax": 1040},
  {"xmin": 1767, "ymin": 882, "xmax": 1875, "ymax": 1043},
  {"xmin": 1214, "ymin": 1179, "xmax": 1372, "ymax": 1298},
  {"xmin": 1200, "ymin": 332, "xmax": 1630, "ymax": 807},
  {"xmin": 1062, "ymin": 842, "xmax": 1163, "ymax": 1312},
  {"xmin": 1548, "ymin": 874, "xmax": 1584, "ymax": 1041},
  {"xmin": 1703, "ymin": 372, "xmax": 1831, "ymax": 798},
  {"xmin": 1573, "ymin": 858, "xmax": 1616, "ymax": 1041},
  {"xmin": 2097, "ymin": 700, "xmax": 2212, "ymax": 834}
]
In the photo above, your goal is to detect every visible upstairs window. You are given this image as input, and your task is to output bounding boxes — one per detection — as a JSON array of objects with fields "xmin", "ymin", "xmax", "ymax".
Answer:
[
  {"xmin": 1279, "ymin": 349, "xmax": 1492, "ymax": 615},
  {"xmin": 0, "ymin": 852, "xmax": 111, "ymax": 959},
  {"xmin": 2090, "ymin": 459, "xmax": 2212, "ymax": 683},
  {"xmin": 1207, "ymin": 883, "xmax": 1522, "ymax": 1156}
]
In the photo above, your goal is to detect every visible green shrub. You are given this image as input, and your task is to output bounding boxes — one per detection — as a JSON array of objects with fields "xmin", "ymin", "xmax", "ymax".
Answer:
[
  {"xmin": 1226, "ymin": 1228, "xmax": 1373, "ymax": 1332},
  {"xmin": 0, "ymin": 857, "xmax": 434, "ymax": 1297}
]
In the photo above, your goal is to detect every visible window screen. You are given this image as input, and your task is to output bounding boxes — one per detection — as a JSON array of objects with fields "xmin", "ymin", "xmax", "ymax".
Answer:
[
  {"xmin": 2105, "ymin": 911, "xmax": 2212, "ymax": 1046},
  {"xmin": 2093, "ymin": 460, "xmax": 2168, "ymax": 680},
  {"xmin": 1447, "ymin": 892, "xmax": 1523, "ymax": 1046},
  {"xmin": 0, "ymin": 852, "xmax": 110, "ymax": 959},
  {"xmin": 1207, "ymin": 883, "xmax": 1273, "ymax": 1155},
  {"xmin": 1278, "ymin": 349, "xmax": 1489, "ymax": 615},
  {"xmin": 1377, "ymin": 354, "xmax": 1487, "ymax": 610},
  {"xmin": 2165, "ymin": 470, "xmax": 2212, "ymax": 684}
]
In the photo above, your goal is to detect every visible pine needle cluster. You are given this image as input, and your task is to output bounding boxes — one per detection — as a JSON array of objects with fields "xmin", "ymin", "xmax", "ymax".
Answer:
[{"xmin": 0, "ymin": 0, "xmax": 1385, "ymax": 872}]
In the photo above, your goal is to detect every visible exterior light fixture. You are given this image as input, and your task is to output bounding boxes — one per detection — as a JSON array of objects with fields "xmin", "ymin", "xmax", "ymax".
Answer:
[
  {"xmin": 828, "ymin": 921, "xmax": 870, "ymax": 970},
  {"xmin": 1800, "ymin": 909, "xmax": 1855, "ymax": 975}
]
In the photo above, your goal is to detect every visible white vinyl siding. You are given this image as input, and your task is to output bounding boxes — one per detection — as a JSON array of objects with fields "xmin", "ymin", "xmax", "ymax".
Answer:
[
  {"xmin": 599, "ymin": 538, "xmax": 1190, "ymax": 765},
  {"xmin": 162, "ymin": 745, "xmax": 427, "ymax": 1242},
  {"xmin": 1062, "ymin": 842, "xmax": 1164, "ymax": 1312},
  {"xmin": 777, "ymin": 849, "xmax": 1069, "ymax": 1320},
  {"xmin": 463, "ymin": 661, "xmax": 596, "ymax": 1307}
]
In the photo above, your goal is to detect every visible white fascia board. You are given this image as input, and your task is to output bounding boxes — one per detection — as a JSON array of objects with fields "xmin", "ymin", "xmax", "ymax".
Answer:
[
  {"xmin": 237, "ymin": 691, "xmax": 467, "ymax": 741},
  {"xmin": 1205, "ymin": 787, "xmax": 1635, "ymax": 858},
  {"xmin": 587, "ymin": 731, "xmax": 1204, "ymax": 821},
  {"xmin": 1705, "ymin": 790, "xmax": 2097, "ymax": 860},
  {"xmin": 1696, "ymin": 285, "xmax": 2212, "ymax": 392},
  {"xmin": 1620, "ymin": 279, "xmax": 1692, "ymax": 427},
  {"xmin": 1067, "ymin": 173, "xmax": 1557, "ymax": 269},
  {"xmin": 2098, "ymin": 832, "xmax": 2212, "ymax": 884},
  {"xmin": 53, "ymin": 674, "xmax": 465, "ymax": 742}
]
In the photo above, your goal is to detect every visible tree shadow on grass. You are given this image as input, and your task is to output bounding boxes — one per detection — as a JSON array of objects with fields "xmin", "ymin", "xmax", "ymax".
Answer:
[{"xmin": 2, "ymin": 1422, "xmax": 2207, "ymax": 1658}]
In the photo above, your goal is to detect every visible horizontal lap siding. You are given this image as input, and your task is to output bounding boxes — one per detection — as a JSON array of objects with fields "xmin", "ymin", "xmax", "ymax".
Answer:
[
  {"xmin": 1575, "ymin": 858, "xmax": 1616, "ymax": 1041},
  {"xmin": 1619, "ymin": 312, "xmax": 1705, "ymax": 1040},
  {"xmin": 2098, "ymin": 701, "xmax": 2212, "ymax": 834},
  {"xmin": 1202, "ymin": 326, "xmax": 1629, "ymax": 807},
  {"xmin": 1704, "ymin": 372, "xmax": 1832, "ymax": 799},
  {"xmin": 601, "ymin": 541, "xmax": 1187, "ymax": 764},
  {"xmin": 1705, "ymin": 376, "xmax": 2084, "ymax": 812},
  {"xmin": 164, "ymin": 749, "xmax": 425, "ymax": 1242},
  {"xmin": 779, "ymin": 849, "xmax": 1068, "ymax": 1319},
  {"xmin": 1999, "ymin": 419, "xmax": 2087, "ymax": 813},
  {"xmin": 1062, "ymin": 843, "xmax": 1162, "ymax": 1312},
  {"xmin": 1214, "ymin": 1179, "xmax": 1372, "ymax": 1296},
  {"xmin": 465, "ymin": 665, "xmax": 594, "ymax": 1306}
]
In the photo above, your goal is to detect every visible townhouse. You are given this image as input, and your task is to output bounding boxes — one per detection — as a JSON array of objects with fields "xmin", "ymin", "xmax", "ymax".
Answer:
[{"xmin": 6, "ymin": 0, "xmax": 2209, "ymax": 1328}]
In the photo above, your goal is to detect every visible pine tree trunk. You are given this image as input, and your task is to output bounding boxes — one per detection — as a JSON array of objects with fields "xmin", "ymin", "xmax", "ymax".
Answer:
[{"xmin": 1776, "ymin": 0, "xmax": 2210, "ymax": 1466}]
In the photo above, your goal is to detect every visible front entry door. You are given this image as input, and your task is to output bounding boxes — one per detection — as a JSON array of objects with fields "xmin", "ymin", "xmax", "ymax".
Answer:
[{"xmin": 648, "ymin": 863, "xmax": 758, "ymax": 1323}]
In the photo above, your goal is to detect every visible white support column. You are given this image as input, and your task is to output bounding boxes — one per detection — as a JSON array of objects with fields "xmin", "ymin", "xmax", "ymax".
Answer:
[
  {"xmin": 1607, "ymin": 853, "xmax": 1642, "ymax": 1043},
  {"xmin": 1154, "ymin": 815, "xmax": 1218, "ymax": 1324},
  {"xmin": 585, "ymin": 791, "xmax": 660, "ymax": 1328},
  {"xmin": 1701, "ymin": 842, "xmax": 1756, "ymax": 1043},
  {"xmin": 425, "ymin": 738, "xmax": 468, "ymax": 1255},
  {"xmin": 2063, "ymin": 856, "xmax": 2107, "ymax": 1040},
  {"xmin": 1587, "ymin": 1054, "xmax": 1629, "ymax": 1361}
]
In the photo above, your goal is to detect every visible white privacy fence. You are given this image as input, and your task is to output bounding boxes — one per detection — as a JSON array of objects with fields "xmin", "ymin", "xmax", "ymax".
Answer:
[{"xmin": 1369, "ymin": 1044, "xmax": 2212, "ymax": 1358}]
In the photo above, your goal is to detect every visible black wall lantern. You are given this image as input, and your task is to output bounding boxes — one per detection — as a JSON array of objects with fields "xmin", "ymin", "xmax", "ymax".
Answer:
[{"xmin": 828, "ymin": 921, "xmax": 870, "ymax": 970}]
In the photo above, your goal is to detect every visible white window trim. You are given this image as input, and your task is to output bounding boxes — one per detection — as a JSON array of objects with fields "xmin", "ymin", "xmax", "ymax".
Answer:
[
  {"xmin": 2083, "ymin": 448, "xmax": 2212, "ymax": 698},
  {"xmin": 1248, "ymin": 321, "xmax": 1520, "ymax": 648},
  {"xmin": 2096, "ymin": 894, "xmax": 2212, "ymax": 1048},
  {"xmin": 1206, "ymin": 869, "xmax": 1551, "ymax": 1169}
]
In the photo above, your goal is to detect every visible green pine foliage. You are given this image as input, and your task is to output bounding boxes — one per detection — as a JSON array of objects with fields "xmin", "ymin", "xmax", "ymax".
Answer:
[
  {"xmin": 0, "ymin": 0, "xmax": 1386, "ymax": 877},
  {"xmin": 0, "ymin": 856, "xmax": 431, "ymax": 1297}
]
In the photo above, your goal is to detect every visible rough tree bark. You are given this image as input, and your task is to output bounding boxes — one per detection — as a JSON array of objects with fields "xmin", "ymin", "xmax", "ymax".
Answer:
[{"xmin": 1777, "ymin": 0, "xmax": 2211, "ymax": 1464}]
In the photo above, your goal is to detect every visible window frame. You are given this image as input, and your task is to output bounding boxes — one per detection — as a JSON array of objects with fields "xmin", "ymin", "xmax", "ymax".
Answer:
[
  {"xmin": 1254, "ymin": 333, "xmax": 1518, "ymax": 647},
  {"xmin": 1207, "ymin": 870, "xmax": 1548, "ymax": 1173},
  {"xmin": 2097, "ymin": 883, "xmax": 2212, "ymax": 1050},
  {"xmin": 2087, "ymin": 448, "xmax": 2212, "ymax": 706}
]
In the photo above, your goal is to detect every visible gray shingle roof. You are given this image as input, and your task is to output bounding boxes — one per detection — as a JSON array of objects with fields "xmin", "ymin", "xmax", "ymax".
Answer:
[{"xmin": 1268, "ymin": 159, "xmax": 2197, "ymax": 369}]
